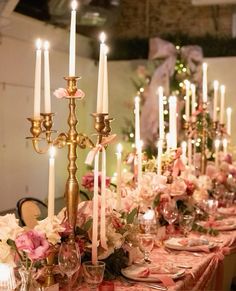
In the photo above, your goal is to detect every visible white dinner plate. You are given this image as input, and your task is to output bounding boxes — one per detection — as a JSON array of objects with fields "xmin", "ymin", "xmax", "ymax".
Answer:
[
  {"xmin": 121, "ymin": 264, "xmax": 185, "ymax": 282},
  {"xmin": 163, "ymin": 237, "xmax": 216, "ymax": 252}
]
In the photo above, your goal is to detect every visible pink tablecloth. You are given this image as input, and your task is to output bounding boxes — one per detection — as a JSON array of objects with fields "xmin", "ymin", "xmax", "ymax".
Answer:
[
  {"xmin": 113, "ymin": 230, "xmax": 236, "ymax": 291},
  {"xmin": 59, "ymin": 229, "xmax": 236, "ymax": 291}
]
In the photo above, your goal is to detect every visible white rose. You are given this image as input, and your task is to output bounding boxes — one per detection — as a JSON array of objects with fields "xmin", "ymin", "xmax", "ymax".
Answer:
[
  {"xmin": 0, "ymin": 214, "xmax": 23, "ymax": 241},
  {"xmin": 35, "ymin": 216, "xmax": 65, "ymax": 245}
]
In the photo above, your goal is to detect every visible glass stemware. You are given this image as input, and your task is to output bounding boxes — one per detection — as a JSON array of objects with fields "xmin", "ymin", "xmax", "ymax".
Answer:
[
  {"xmin": 162, "ymin": 201, "xmax": 178, "ymax": 230},
  {"xmin": 82, "ymin": 261, "xmax": 105, "ymax": 291},
  {"xmin": 179, "ymin": 214, "xmax": 194, "ymax": 236},
  {"xmin": 138, "ymin": 233, "xmax": 154, "ymax": 264},
  {"xmin": 58, "ymin": 241, "xmax": 81, "ymax": 290}
]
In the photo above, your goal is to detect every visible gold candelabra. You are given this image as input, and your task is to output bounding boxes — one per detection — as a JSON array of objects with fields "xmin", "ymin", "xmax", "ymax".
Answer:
[{"xmin": 27, "ymin": 76, "xmax": 113, "ymax": 231}]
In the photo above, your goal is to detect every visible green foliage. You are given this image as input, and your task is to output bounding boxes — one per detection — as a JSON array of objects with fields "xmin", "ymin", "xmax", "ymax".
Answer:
[
  {"xmin": 75, "ymin": 218, "xmax": 93, "ymax": 238},
  {"xmin": 192, "ymin": 222, "xmax": 219, "ymax": 236},
  {"xmin": 102, "ymin": 248, "xmax": 129, "ymax": 280},
  {"xmin": 126, "ymin": 208, "xmax": 138, "ymax": 224}
]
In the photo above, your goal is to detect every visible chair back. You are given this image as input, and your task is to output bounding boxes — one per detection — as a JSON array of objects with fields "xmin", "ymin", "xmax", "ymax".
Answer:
[{"xmin": 16, "ymin": 197, "xmax": 47, "ymax": 228}]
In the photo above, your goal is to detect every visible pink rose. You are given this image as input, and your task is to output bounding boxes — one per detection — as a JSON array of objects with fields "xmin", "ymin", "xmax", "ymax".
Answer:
[
  {"xmin": 82, "ymin": 172, "xmax": 110, "ymax": 193},
  {"xmin": 170, "ymin": 179, "xmax": 187, "ymax": 196},
  {"xmin": 222, "ymin": 153, "xmax": 232, "ymax": 164},
  {"xmin": 15, "ymin": 230, "xmax": 49, "ymax": 261},
  {"xmin": 215, "ymin": 172, "xmax": 227, "ymax": 184},
  {"xmin": 229, "ymin": 165, "xmax": 236, "ymax": 177}
]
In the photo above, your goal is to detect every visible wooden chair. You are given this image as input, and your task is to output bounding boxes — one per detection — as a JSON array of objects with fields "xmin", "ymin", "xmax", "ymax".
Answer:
[{"xmin": 16, "ymin": 197, "xmax": 47, "ymax": 228}]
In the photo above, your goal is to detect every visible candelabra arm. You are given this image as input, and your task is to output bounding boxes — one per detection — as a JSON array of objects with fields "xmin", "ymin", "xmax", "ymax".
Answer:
[
  {"xmin": 76, "ymin": 133, "xmax": 95, "ymax": 149},
  {"xmin": 32, "ymin": 139, "xmax": 50, "ymax": 154},
  {"xmin": 53, "ymin": 133, "xmax": 68, "ymax": 149}
]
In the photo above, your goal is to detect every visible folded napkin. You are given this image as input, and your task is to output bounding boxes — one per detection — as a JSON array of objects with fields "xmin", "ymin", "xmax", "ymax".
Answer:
[{"xmin": 124, "ymin": 265, "xmax": 175, "ymax": 287}]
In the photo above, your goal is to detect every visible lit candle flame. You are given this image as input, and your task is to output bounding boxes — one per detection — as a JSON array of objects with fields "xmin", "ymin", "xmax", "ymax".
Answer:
[
  {"xmin": 220, "ymin": 84, "xmax": 225, "ymax": 94},
  {"xmin": 226, "ymin": 107, "xmax": 232, "ymax": 115},
  {"xmin": 213, "ymin": 80, "xmax": 219, "ymax": 90},
  {"xmin": 44, "ymin": 41, "xmax": 50, "ymax": 51},
  {"xmin": 202, "ymin": 62, "xmax": 208, "ymax": 71},
  {"xmin": 100, "ymin": 32, "xmax": 106, "ymax": 44},
  {"xmin": 71, "ymin": 0, "xmax": 78, "ymax": 10},
  {"xmin": 117, "ymin": 143, "xmax": 123, "ymax": 154},
  {"xmin": 36, "ymin": 38, "xmax": 42, "ymax": 50}
]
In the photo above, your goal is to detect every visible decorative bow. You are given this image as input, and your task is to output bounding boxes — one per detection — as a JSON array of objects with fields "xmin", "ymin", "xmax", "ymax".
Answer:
[
  {"xmin": 85, "ymin": 134, "xmax": 117, "ymax": 166},
  {"xmin": 141, "ymin": 37, "xmax": 203, "ymax": 146}
]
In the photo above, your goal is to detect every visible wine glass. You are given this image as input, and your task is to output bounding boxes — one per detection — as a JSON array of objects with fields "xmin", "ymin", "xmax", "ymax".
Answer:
[
  {"xmin": 179, "ymin": 214, "xmax": 194, "ymax": 236},
  {"xmin": 82, "ymin": 261, "xmax": 105, "ymax": 291},
  {"xmin": 162, "ymin": 201, "xmax": 178, "ymax": 230},
  {"xmin": 58, "ymin": 241, "xmax": 81, "ymax": 290},
  {"xmin": 138, "ymin": 233, "xmax": 154, "ymax": 264}
]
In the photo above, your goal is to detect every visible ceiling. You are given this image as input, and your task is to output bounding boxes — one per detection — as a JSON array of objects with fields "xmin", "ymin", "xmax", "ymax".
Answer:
[{"xmin": 14, "ymin": 0, "xmax": 121, "ymax": 38}]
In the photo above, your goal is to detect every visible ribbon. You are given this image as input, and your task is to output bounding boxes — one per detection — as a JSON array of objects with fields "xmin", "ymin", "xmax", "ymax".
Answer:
[
  {"xmin": 89, "ymin": 140, "xmax": 113, "ymax": 264},
  {"xmin": 141, "ymin": 37, "xmax": 203, "ymax": 145},
  {"xmin": 85, "ymin": 134, "xmax": 116, "ymax": 166},
  {"xmin": 100, "ymin": 147, "xmax": 108, "ymax": 250},
  {"xmin": 92, "ymin": 151, "xmax": 99, "ymax": 264}
]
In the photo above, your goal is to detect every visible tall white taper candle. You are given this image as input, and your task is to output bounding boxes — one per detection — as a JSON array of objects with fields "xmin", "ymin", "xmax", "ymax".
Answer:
[
  {"xmin": 185, "ymin": 80, "xmax": 190, "ymax": 122},
  {"xmin": 96, "ymin": 32, "xmax": 106, "ymax": 113},
  {"xmin": 102, "ymin": 46, "xmax": 109, "ymax": 113},
  {"xmin": 202, "ymin": 63, "xmax": 208, "ymax": 103},
  {"xmin": 213, "ymin": 80, "xmax": 219, "ymax": 122},
  {"xmin": 69, "ymin": 1, "xmax": 77, "ymax": 76},
  {"xmin": 135, "ymin": 96, "xmax": 140, "ymax": 149},
  {"xmin": 48, "ymin": 146, "xmax": 55, "ymax": 218},
  {"xmin": 191, "ymin": 84, "xmax": 196, "ymax": 122},
  {"xmin": 116, "ymin": 143, "xmax": 122, "ymax": 210},
  {"xmin": 158, "ymin": 86, "xmax": 164, "ymax": 140},
  {"xmin": 226, "ymin": 107, "xmax": 232, "ymax": 136},
  {"xmin": 44, "ymin": 41, "xmax": 51, "ymax": 113},
  {"xmin": 34, "ymin": 39, "xmax": 42, "ymax": 119},
  {"xmin": 169, "ymin": 96, "xmax": 177, "ymax": 149},
  {"xmin": 220, "ymin": 85, "xmax": 225, "ymax": 124}
]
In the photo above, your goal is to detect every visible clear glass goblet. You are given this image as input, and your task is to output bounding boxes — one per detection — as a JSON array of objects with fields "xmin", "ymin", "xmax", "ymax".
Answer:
[
  {"xmin": 162, "ymin": 201, "xmax": 178, "ymax": 229},
  {"xmin": 58, "ymin": 241, "xmax": 81, "ymax": 290},
  {"xmin": 179, "ymin": 214, "xmax": 194, "ymax": 236},
  {"xmin": 82, "ymin": 261, "xmax": 105, "ymax": 291},
  {"xmin": 138, "ymin": 233, "xmax": 154, "ymax": 264}
]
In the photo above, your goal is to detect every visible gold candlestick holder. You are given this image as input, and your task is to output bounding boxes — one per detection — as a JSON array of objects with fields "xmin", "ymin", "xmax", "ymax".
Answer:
[{"xmin": 27, "ymin": 76, "xmax": 113, "ymax": 233}]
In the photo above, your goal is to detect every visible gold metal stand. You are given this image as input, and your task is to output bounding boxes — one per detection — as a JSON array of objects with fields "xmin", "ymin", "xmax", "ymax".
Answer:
[{"xmin": 27, "ymin": 76, "xmax": 113, "ymax": 233}]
